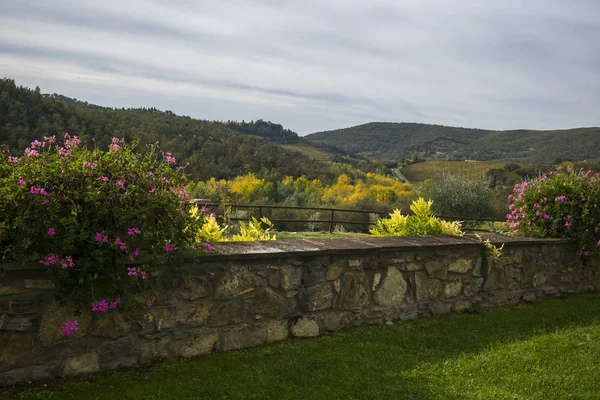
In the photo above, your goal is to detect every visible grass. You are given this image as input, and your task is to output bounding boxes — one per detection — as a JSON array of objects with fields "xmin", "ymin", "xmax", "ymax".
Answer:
[
  {"xmin": 280, "ymin": 143, "xmax": 336, "ymax": 162},
  {"xmin": 276, "ymin": 231, "xmax": 370, "ymax": 240},
  {"xmin": 400, "ymin": 161, "xmax": 506, "ymax": 182},
  {"xmin": 7, "ymin": 294, "xmax": 600, "ymax": 400}
]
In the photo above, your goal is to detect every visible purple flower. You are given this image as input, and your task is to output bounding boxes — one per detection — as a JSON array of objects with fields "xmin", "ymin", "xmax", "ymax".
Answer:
[
  {"xmin": 47, "ymin": 228, "xmax": 55, "ymax": 236},
  {"xmin": 164, "ymin": 243, "xmax": 175, "ymax": 252},
  {"xmin": 61, "ymin": 320, "xmax": 79, "ymax": 337},
  {"xmin": 17, "ymin": 179, "xmax": 25, "ymax": 186},
  {"xmin": 40, "ymin": 254, "xmax": 59, "ymax": 266},
  {"xmin": 127, "ymin": 227, "xmax": 141, "ymax": 236},
  {"xmin": 60, "ymin": 256, "xmax": 75, "ymax": 269},
  {"xmin": 116, "ymin": 180, "xmax": 126, "ymax": 190},
  {"xmin": 203, "ymin": 243, "xmax": 212, "ymax": 251}
]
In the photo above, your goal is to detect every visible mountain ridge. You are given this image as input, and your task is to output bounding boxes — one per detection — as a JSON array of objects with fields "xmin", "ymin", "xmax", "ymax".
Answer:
[{"xmin": 305, "ymin": 122, "xmax": 600, "ymax": 163}]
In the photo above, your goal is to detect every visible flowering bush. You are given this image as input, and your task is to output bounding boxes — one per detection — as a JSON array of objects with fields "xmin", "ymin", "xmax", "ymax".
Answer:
[
  {"xmin": 370, "ymin": 198, "xmax": 463, "ymax": 237},
  {"xmin": 506, "ymin": 166, "xmax": 600, "ymax": 260},
  {"xmin": 0, "ymin": 134, "xmax": 202, "ymax": 309}
]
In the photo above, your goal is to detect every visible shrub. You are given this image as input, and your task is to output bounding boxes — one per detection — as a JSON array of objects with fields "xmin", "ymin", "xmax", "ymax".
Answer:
[
  {"xmin": 507, "ymin": 166, "xmax": 600, "ymax": 260},
  {"xmin": 0, "ymin": 135, "xmax": 201, "ymax": 306},
  {"xmin": 370, "ymin": 198, "xmax": 463, "ymax": 237},
  {"xmin": 231, "ymin": 217, "xmax": 277, "ymax": 241},
  {"xmin": 422, "ymin": 172, "xmax": 497, "ymax": 219}
]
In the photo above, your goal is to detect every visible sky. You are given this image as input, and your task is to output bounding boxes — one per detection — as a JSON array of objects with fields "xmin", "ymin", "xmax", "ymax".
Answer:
[{"xmin": 1, "ymin": 0, "xmax": 599, "ymax": 135}]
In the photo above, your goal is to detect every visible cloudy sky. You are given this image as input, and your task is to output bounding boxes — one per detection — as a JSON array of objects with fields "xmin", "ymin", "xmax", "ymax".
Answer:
[{"xmin": 1, "ymin": 0, "xmax": 599, "ymax": 134}]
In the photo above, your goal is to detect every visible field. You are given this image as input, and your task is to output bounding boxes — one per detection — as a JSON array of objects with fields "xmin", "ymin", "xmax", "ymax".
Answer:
[
  {"xmin": 9, "ymin": 294, "xmax": 600, "ymax": 400},
  {"xmin": 281, "ymin": 143, "xmax": 337, "ymax": 162},
  {"xmin": 400, "ymin": 161, "xmax": 507, "ymax": 182}
]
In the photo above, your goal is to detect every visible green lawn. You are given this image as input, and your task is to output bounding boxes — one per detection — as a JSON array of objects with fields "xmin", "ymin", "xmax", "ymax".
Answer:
[{"xmin": 8, "ymin": 295, "xmax": 600, "ymax": 400}]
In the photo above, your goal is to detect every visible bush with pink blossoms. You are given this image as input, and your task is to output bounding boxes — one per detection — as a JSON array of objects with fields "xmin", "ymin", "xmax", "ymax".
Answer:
[
  {"xmin": 0, "ymin": 134, "xmax": 202, "ymax": 306},
  {"xmin": 507, "ymin": 166, "xmax": 600, "ymax": 260}
]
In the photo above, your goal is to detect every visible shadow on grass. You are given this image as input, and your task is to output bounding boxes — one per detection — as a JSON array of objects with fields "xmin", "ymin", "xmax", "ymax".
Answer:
[{"xmin": 7, "ymin": 294, "xmax": 600, "ymax": 400}]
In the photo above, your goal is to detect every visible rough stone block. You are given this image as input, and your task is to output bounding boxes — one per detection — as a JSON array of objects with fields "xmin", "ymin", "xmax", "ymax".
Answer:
[
  {"xmin": 415, "ymin": 273, "xmax": 441, "ymax": 302},
  {"xmin": 463, "ymin": 278, "xmax": 484, "ymax": 297},
  {"xmin": 215, "ymin": 267, "xmax": 257, "ymax": 299},
  {"xmin": 340, "ymin": 272, "xmax": 370, "ymax": 310},
  {"xmin": 374, "ymin": 267, "xmax": 407, "ymax": 306},
  {"xmin": 291, "ymin": 317, "xmax": 319, "ymax": 338},
  {"xmin": 63, "ymin": 352, "xmax": 99, "ymax": 376},
  {"xmin": 221, "ymin": 325, "xmax": 266, "ymax": 351},
  {"xmin": 448, "ymin": 259, "xmax": 473, "ymax": 274},
  {"xmin": 327, "ymin": 263, "xmax": 344, "ymax": 281},
  {"xmin": 443, "ymin": 280, "xmax": 462, "ymax": 298},
  {"xmin": 174, "ymin": 276, "xmax": 211, "ymax": 300},
  {"xmin": 38, "ymin": 301, "xmax": 92, "ymax": 346},
  {"xmin": 173, "ymin": 332, "xmax": 218, "ymax": 358},
  {"xmin": 265, "ymin": 320, "xmax": 288, "ymax": 343},
  {"xmin": 0, "ymin": 333, "xmax": 33, "ymax": 366},
  {"xmin": 304, "ymin": 283, "xmax": 333, "ymax": 312}
]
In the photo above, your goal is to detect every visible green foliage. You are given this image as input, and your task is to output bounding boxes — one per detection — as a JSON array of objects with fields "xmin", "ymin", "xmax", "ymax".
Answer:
[
  {"xmin": 306, "ymin": 121, "xmax": 600, "ymax": 163},
  {"xmin": 0, "ymin": 135, "xmax": 200, "ymax": 306},
  {"xmin": 421, "ymin": 172, "xmax": 498, "ymax": 219},
  {"xmin": 370, "ymin": 198, "xmax": 463, "ymax": 237},
  {"xmin": 508, "ymin": 166, "xmax": 600, "ymax": 259},
  {"xmin": 0, "ymin": 78, "xmax": 337, "ymax": 182},
  {"xmin": 231, "ymin": 217, "xmax": 277, "ymax": 242},
  {"xmin": 474, "ymin": 234, "xmax": 505, "ymax": 260}
]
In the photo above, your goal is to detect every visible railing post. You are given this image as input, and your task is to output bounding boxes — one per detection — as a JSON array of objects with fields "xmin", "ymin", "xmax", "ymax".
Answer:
[
  {"xmin": 329, "ymin": 209, "xmax": 335, "ymax": 233},
  {"xmin": 258, "ymin": 206, "xmax": 263, "ymax": 219}
]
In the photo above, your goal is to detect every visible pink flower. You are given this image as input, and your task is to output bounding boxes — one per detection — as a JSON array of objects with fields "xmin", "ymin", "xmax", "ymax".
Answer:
[
  {"xmin": 30, "ymin": 140, "xmax": 43, "ymax": 149},
  {"xmin": 30, "ymin": 186, "xmax": 47, "ymax": 196},
  {"xmin": 134, "ymin": 248, "xmax": 140, "ymax": 257},
  {"xmin": 40, "ymin": 254, "xmax": 59, "ymax": 266},
  {"xmin": 91, "ymin": 300, "xmax": 109, "ymax": 313},
  {"xmin": 565, "ymin": 221, "xmax": 573, "ymax": 227},
  {"xmin": 141, "ymin": 271, "xmax": 148, "ymax": 280},
  {"xmin": 8, "ymin": 156, "xmax": 20, "ymax": 163},
  {"xmin": 61, "ymin": 320, "xmax": 79, "ymax": 337},
  {"xmin": 44, "ymin": 135, "xmax": 56, "ymax": 144},
  {"xmin": 64, "ymin": 136, "xmax": 81, "ymax": 149},
  {"xmin": 57, "ymin": 147, "xmax": 71, "ymax": 157},
  {"xmin": 148, "ymin": 188, "xmax": 155, "ymax": 193},
  {"xmin": 47, "ymin": 228, "xmax": 55, "ymax": 236},
  {"xmin": 165, "ymin": 153, "xmax": 177, "ymax": 165},
  {"xmin": 555, "ymin": 195, "xmax": 568, "ymax": 202},
  {"xmin": 24, "ymin": 148, "xmax": 40, "ymax": 157},
  {"xmin": 97, "ymin": 176, "xmax": 109, "ymax": 182},
  {"xmin": 115, "ymin": 237, "xmax": 124, "ymax": 246},
  {"xmin": 95, "ymin": 232, "xmax": 109, "ymax": 243},
  {"xmin": 116, "ymin": 180, "xmax": 126, "ymax": 190},
  {"xmin": 209, "ymin": 271, "xmax": 215, "ymax": 280},
  {"xmin": 17, "ymin": 179, "xmax": 25, "ymax": 186},
  {"xmin": 127, "ymin": 227, "xmax": 141, "ymax": 236},
  {"xmin": 127, "ymin": 267, "xmax": 138, "ymax": 277},
  {"xmin": 82, "ymin": 161, "xmax": 96, "ymax": 168},
  {"xmin": 164, "ymin": 243, "xmax": 174, "ymax": 252},
  {"xmin": 60, "ymin": 256, "xmax": 75, "ymax": 269},
  {"xmin": 203, "ymin": 243, "xmax": 212, "ymax": 251}
]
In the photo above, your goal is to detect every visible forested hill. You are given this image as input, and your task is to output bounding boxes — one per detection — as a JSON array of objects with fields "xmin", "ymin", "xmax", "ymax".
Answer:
[
  {"xmin": 0, "ymin": 78, "xmax": 337, "ymax": 181},
  {"xmin": 305, "ymin": 122, "xmax": 600, "ymax": 163}
]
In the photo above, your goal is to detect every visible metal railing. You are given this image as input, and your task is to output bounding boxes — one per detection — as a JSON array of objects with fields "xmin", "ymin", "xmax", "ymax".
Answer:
[{"xmin": 191, "ymin": 200, "xmax": 505, "ymax": 233}]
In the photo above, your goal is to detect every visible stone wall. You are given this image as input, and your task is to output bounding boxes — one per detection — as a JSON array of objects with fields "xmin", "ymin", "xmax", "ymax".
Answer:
[{"xmin": 1, "ymin": 234, "xmax": 598, "ymax": 385}]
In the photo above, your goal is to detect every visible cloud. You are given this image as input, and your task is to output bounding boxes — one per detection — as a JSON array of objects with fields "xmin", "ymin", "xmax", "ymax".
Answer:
[{"xmin": 1, "ymin": 0, "xmax": 599, "ymax": 134}]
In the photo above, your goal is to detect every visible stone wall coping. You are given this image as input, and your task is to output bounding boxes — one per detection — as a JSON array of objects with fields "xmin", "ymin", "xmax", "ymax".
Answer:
[
  {"xmin": 0, "ymin": 235, "xmax": 572, "ymax": 270},
  {"xmin": 201, "ymin": 234, "xmax": 572, "ymax": 261}
]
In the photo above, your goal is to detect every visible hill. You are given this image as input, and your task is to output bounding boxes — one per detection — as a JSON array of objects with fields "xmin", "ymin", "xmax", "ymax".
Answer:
[
  {"xmin": 0, "ymin": 78, "xmax": 342, "ymax": 181},
  {"xmin": 305, "ymin": 122, "xmax": 600, "ymax": 163}
]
